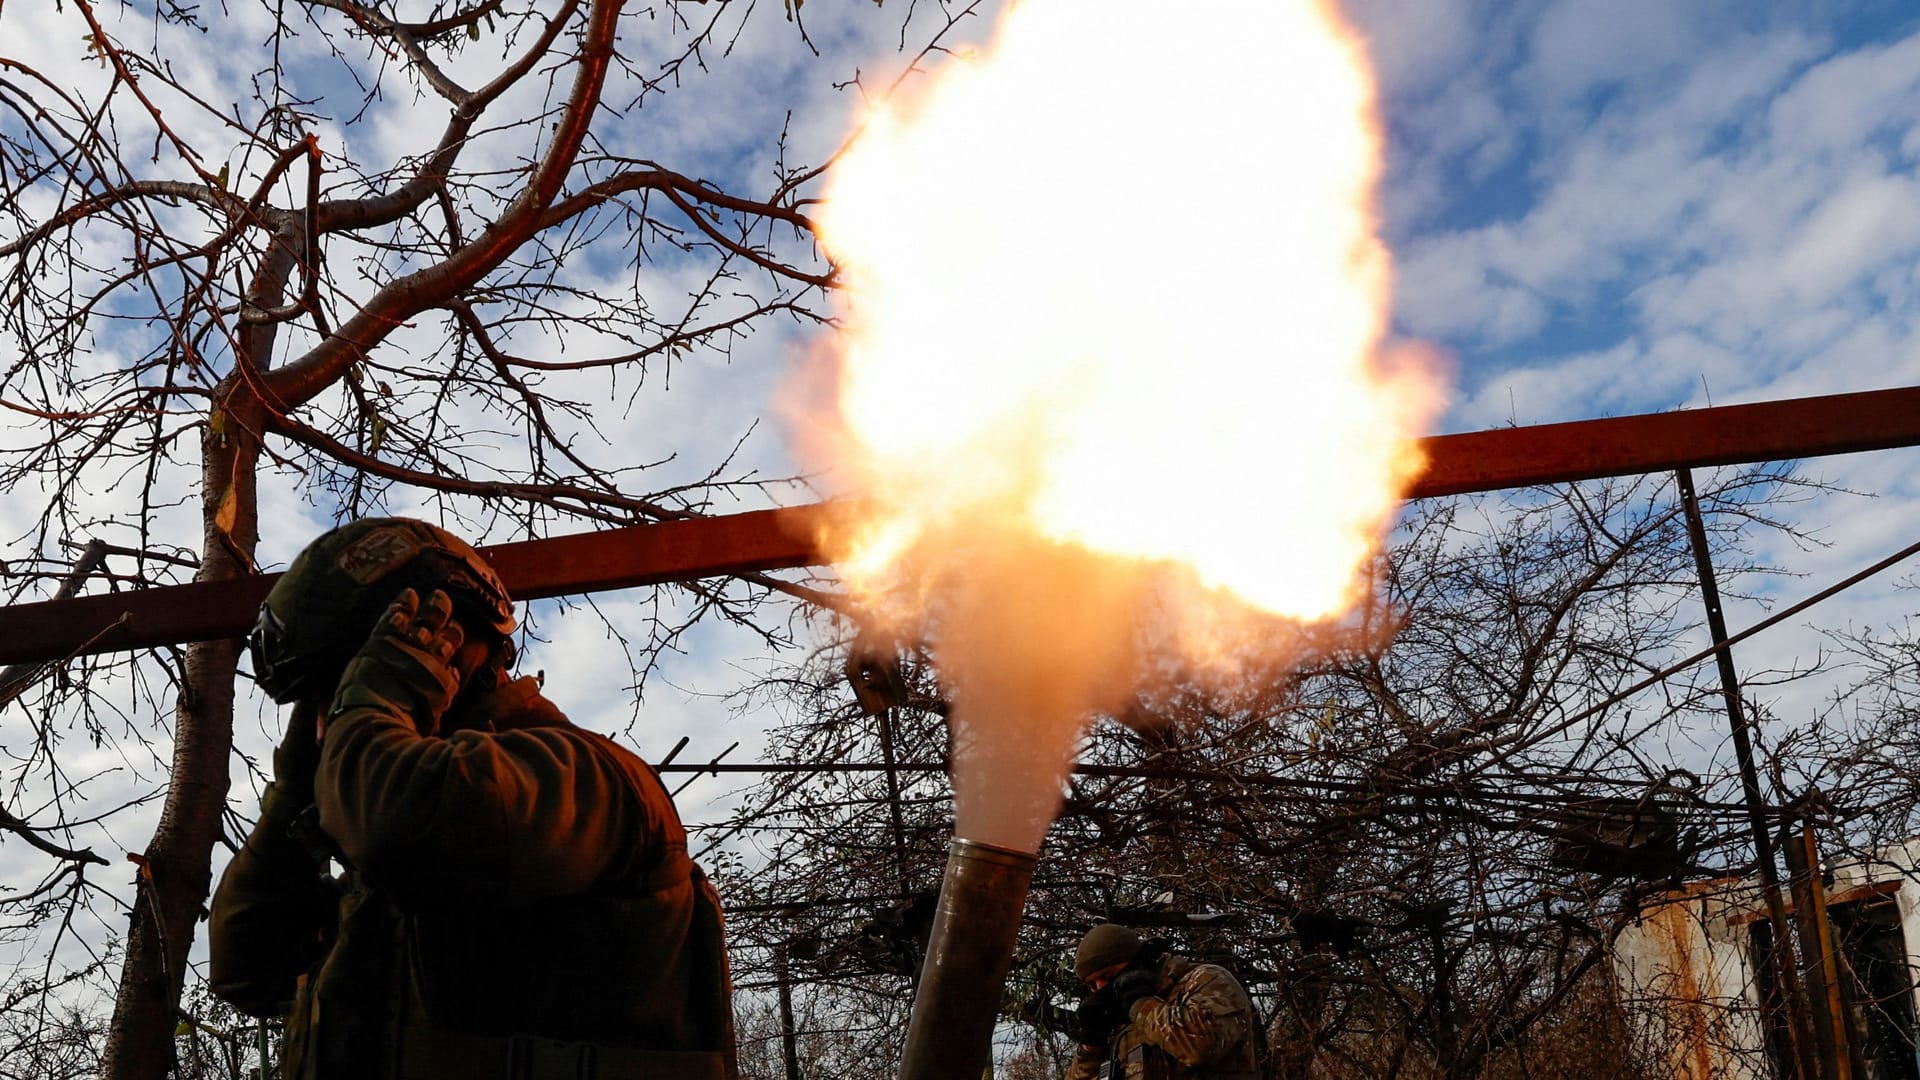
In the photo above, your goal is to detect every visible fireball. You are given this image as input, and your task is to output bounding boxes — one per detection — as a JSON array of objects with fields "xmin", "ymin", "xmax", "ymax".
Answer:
[{"xmin": 803, "ymin": 0, "xmax": 1443, "ymax": 850}]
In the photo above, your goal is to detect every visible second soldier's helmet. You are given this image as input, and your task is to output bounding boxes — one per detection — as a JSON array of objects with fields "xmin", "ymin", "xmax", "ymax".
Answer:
[
  {"xmin": 1074, "ymin": 924, "xmax": 1146, "ymax": 983},
  {"xmin": 247, "ymin": 517, "xmax": 516, "ymax": 703}
]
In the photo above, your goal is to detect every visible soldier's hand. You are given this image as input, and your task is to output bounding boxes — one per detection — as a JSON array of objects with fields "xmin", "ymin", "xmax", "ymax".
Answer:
[
  {"xmin": 275, "ymin": 699, "xmax": 322, "ymax": 790},
  {"xmin": 330, "ymin": 588, "xmax": 467, "ymax": 735},
  {"xmin": 259, "ymin": 700, "xmax": 323, "ymax": 822},
  {"xmin": 1111, "ymin": 968, "xmax": 1157, "ymax": 1010},
  {"xmin": 1075, "ymin": 991, "xmax": 1124, "ymax": 1046}
]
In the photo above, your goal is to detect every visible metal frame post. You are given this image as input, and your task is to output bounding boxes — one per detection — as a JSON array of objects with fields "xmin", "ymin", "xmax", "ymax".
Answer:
[{"xmin": 1677, "ymin": 467, "xmax": 1818, "ymax": 1080}]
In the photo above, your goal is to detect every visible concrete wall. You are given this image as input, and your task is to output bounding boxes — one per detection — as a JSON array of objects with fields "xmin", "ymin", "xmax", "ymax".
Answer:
[
  {"xmin": 1615, "ymin": 841, "xmax": 1920, "ymax": 1080},
  {"xmin": 1615, "ymin": 881, "xmax": 1773, "ymax": 1080}
]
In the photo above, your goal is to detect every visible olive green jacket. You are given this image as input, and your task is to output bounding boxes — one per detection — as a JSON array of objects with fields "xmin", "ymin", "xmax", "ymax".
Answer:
[
  {"xmin": 209, "ymin": 677, "xmax": 734, "ymax": 1078},
  {"xmin": 1068, "ymin": 957, "xmax": 1261, "ymax": 1080}
]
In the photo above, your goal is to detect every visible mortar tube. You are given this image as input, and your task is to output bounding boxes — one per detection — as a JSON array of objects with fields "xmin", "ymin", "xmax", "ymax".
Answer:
[{"xmin": 898, "ymin": 838, "xmax": 1039, "ymax": 1080}]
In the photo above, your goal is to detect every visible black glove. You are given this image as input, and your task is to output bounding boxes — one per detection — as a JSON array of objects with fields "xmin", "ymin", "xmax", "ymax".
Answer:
[
  {"xmin": 1111, "ymin": 967, "xmax": 1158, "ymax": 1009},
  {"xmin": 1075, "ymin": 991, "xmax": 1124, "ymax": 1046},
  {"xmin": 330, "ymin": 588, "xmax": 466, "ymax": 735},
  {"xmin": 259, "ymin": 700, "xmax": 322, "ymax": 822}
]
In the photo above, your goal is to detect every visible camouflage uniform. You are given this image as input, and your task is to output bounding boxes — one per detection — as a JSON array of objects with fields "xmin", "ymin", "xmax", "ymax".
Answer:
[
  {"xmin": 210, "ymin": 525, "xmax": 735, "ymax": 1080},
  {"xmin": 1069, "ymin": 956, "xmax": 1261, "ymax": 1080}
]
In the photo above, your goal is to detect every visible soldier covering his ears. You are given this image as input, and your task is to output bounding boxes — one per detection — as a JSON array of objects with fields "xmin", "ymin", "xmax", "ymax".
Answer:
[
  {"xmin": 209, "ymin": 518, "xmax": 737, "ymax": 1079},
  {"xmin": 1069, "ymin": 923, "xmax": 1261, "ymax": 1080}
]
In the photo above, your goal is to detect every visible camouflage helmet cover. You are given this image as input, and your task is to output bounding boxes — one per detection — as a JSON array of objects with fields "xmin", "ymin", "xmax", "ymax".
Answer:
[
  {"xmin": 1074, "ymin": 923, "xmax": 1144, "ymax": 983},
  {"xmin": 249, "ymin": 517, "xmax": 516, "ymax": 703}
]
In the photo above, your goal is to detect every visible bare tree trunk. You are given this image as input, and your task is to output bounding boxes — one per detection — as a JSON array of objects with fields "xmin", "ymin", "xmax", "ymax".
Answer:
[
  {"xmin": 778, "ymin": 940, "xmax": 802, "ymax": 1080},
  {"xmin": 103, "ymin": 427, "xmax": 259, "ymax": 1079},
  {"xmin": 104, "ymin": 237, "xmax": 282, "ymax": 1076}
]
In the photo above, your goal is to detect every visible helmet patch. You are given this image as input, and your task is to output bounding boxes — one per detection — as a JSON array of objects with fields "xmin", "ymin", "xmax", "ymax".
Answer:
[{"xmin": 334, "ymin": 526, "xmax": 425, "ymax": 585}]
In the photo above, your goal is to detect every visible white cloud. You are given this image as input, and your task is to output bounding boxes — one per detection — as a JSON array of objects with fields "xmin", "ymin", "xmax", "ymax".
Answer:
[
  {"xmin": 1520, "ymin": 0, "xmax": 1718, "ymax": 108},
  {"xmin": 1367, "ymin": 5, "xmax": 1920, "ymax": 787},
  {"xmin": 1451, "ymin": 338, "xmax": 1653, "ymax": 428},
  {"xmin": 1381, "ymin": 8, "xmax": 1920, "ymax": 431},
  {"xmin": 1636, "ymin": 168, "xmax": 1920, "ymax": 349},
  {"xmin": 1766, "ymin": 31, "xmax": 1920, "ymax": 155}
]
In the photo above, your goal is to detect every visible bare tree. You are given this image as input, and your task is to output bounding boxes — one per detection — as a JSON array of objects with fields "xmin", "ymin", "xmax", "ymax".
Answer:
[
  {"xmin": 1787, "ymin": 608, "xmax": 1920, "ymax": 847},
  {"xmin": 0, "ymin": 2, "xmax": 989, "ymax": 1075}
]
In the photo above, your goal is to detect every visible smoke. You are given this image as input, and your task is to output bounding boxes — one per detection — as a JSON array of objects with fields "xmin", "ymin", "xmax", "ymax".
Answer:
[
  {"xmin": 810, "ymin": 508, "xmax": 1329, "ymax": 853},
  {"xmin": 909, "ymin": 529, "xmax": 1144, "ymax": 851}
]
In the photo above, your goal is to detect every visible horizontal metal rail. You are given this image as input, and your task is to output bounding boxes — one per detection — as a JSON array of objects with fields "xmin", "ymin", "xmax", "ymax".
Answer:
[
  {"xmin": 3, "ymin": 385, "xmax": 1918, "ymax": 666},
  {"xmin": 1407, "ymin": 385, "xmax": 1920, "ymax": 498},
  {"xmin": 0, "ymin": 504, "xmax": 829, "ymax": 666}
]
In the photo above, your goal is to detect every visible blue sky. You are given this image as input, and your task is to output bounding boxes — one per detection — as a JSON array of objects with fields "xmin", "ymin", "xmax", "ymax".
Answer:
[{"xmin": 1353, "ymin": 0, "xmax": 1920, "ymax": 432}]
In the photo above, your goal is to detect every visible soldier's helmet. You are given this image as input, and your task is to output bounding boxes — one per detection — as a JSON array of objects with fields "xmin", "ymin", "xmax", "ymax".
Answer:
[
  {"xmin": 247, "ymin": 517, "xmax": 516, "ymax": 704},
  {"xmin": 1075, "ymin": 923, "xmax": 1145, "ymax": 983}
]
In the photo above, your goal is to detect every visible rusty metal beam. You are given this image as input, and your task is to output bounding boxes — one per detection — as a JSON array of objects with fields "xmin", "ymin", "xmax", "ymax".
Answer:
[
  {"xmin": 0, "ymin": 504, "xmax": 830, "ymax": 667},
  {"xmin": 3, "ymin": 385, "xmax": 1918, "ymax": 667},
  {"xmin": 1409, "ymin": 385, "xmax": 1920, "ymax": 498}
]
